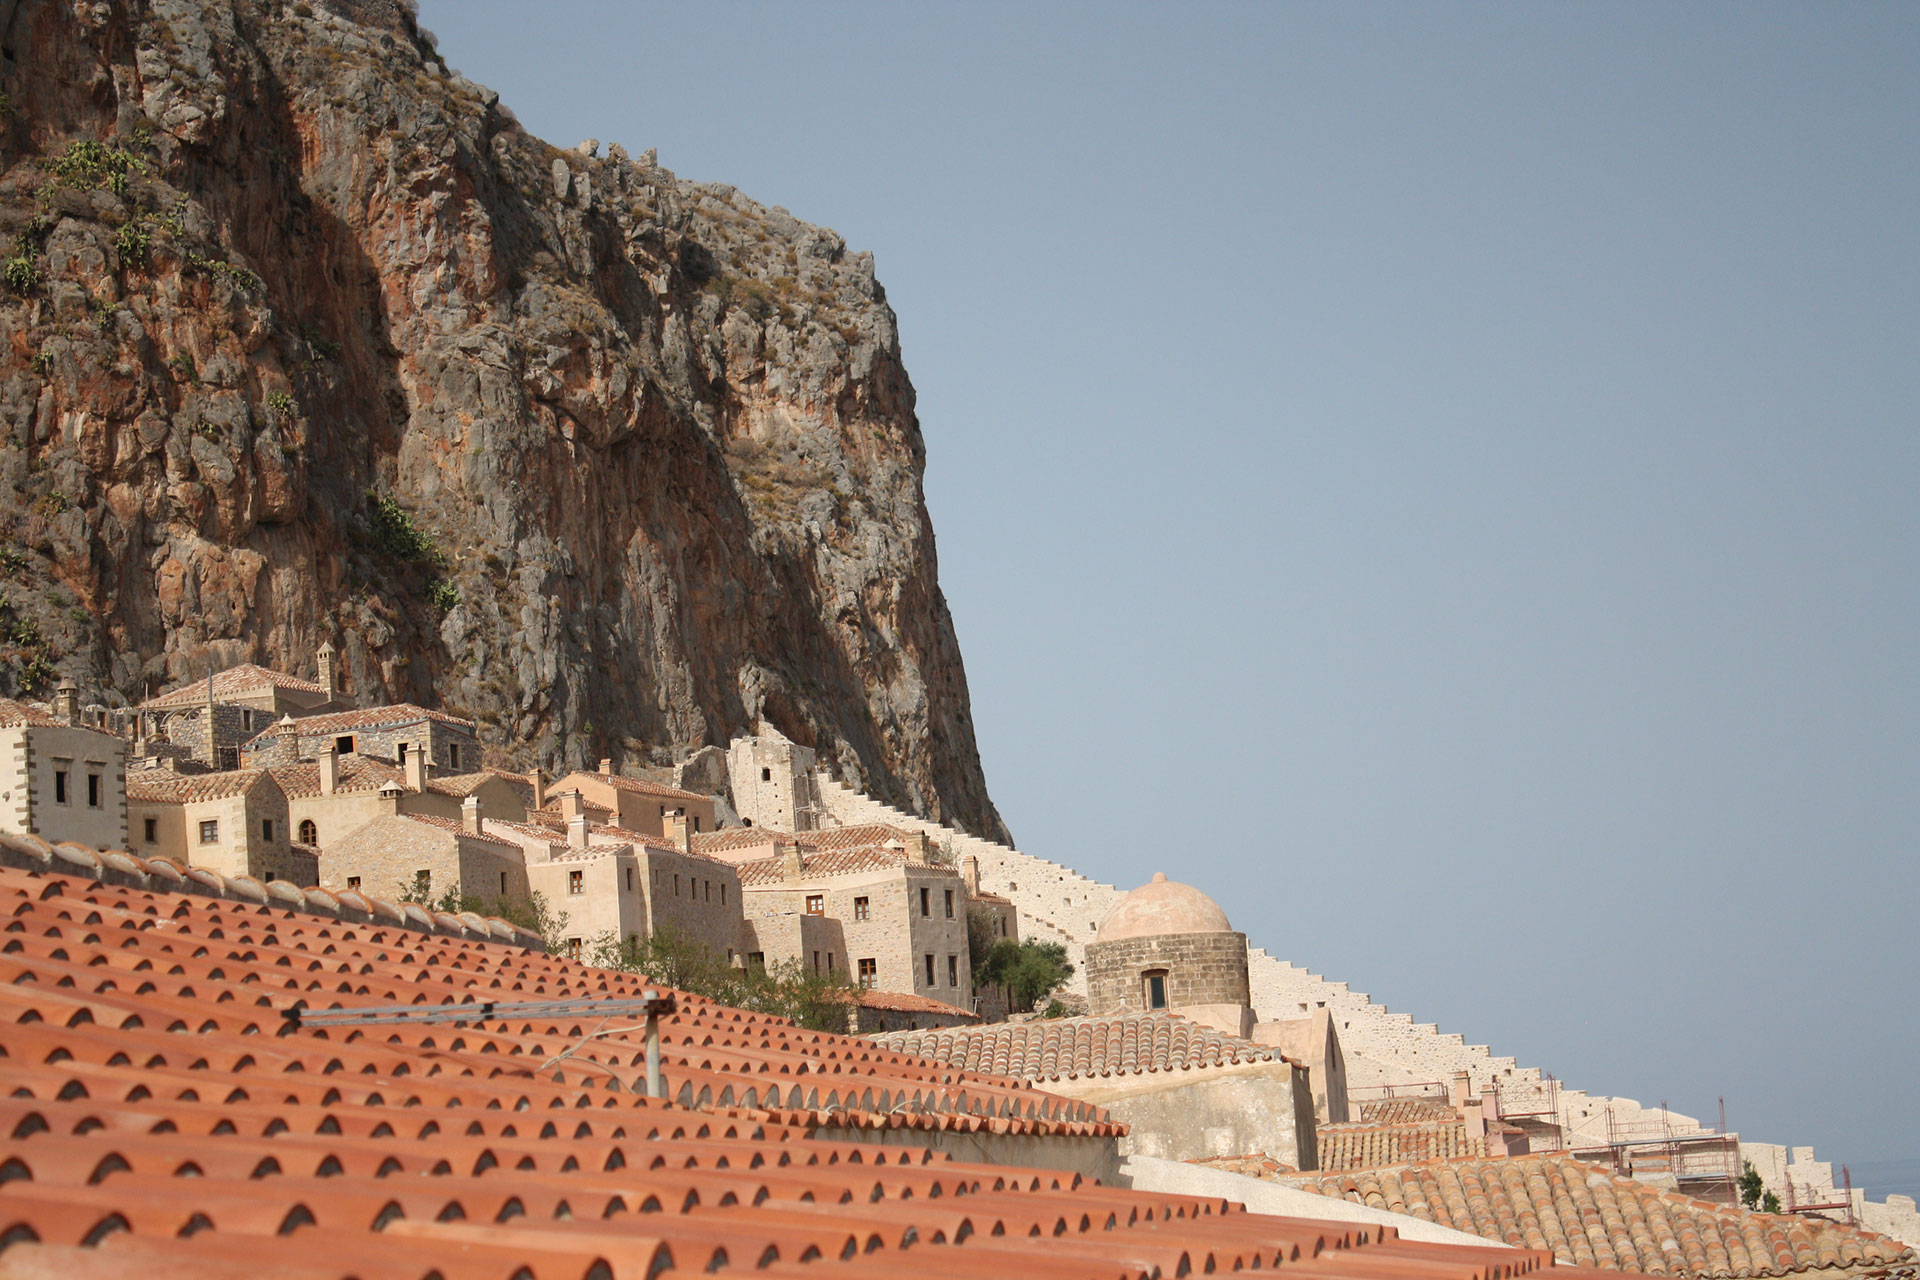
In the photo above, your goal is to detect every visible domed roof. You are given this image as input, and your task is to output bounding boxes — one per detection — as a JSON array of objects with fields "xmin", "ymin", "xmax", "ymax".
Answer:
[{"xmin": 1094, "ymin": 872, "xmax": 1233, "ymax": 943}]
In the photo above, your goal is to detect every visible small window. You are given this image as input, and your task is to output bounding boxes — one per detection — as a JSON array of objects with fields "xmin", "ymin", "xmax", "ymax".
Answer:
[
  {"xmin": 415, "ymin": 869, "xmax": 431, "ymax": 896},
  {"xmin": 261, "ymin": 818, "xmax": 274, "ymax": 843},
  {"xmin": 948, "ymin": 954, "xmax": 959, "ymax": 987},
  {"xmin": 747, "ymin": 952, "xmax": 765, "ymax": 969},
  {"xmin": 944, "ymin": 889, "xmax": 954, "ymax": 919},
  {"xmin": 565, "ymin": 938, "xmax": 582, "ymax": 961},
  {"xmin": 703, "ymin": 880, "xmax": 711, "ymax": 903},
  {"xmin": 1144, "ymin": 971, "xmax": 1169, "ymax": 1011},
  {"xmin": 805, "ymin": 894, "xmax": 824, "ymax": 916},
  {"xmin": 335, "ymin": 735, "xmax": 355, "ymax": 755},
  {"xmin": 568, "ymin": 870, "xmax": 584, "ymax": 895},
  {"xmin": 812, "ymin": 950, "xmax": 821, "ymax": 973},
  {"xmin": 761, "ymin": 767, "xmax": 771, "ymax": 782},
  {"xmin": 721, "ymin": 884, "xmax": 727, "ymax": 906},
  {"xmin": 298, "ymin": 819, "xmax": 317, "ymax": 845},
  {"xmin": 625, "ymin": 867, "xmax": 634, "ymax": 892},
  {"xmin": 919, "ymin": 887, "xmax": 930, "ymax": 917},
  {"xmin": 853, "ymin": 896, "xmax": 869, "ymax": 921},
  {"xmin": 199, "ymin": 819, "xmax": 219, "ymax": 844},
  {"xmin": 826, "ymin": 953, "xmax": 835, "ymax": 973},
  {"xmin": 143, "ymin": 817, "xmax": 157, "ymax": 843},
  {"xmin": 241, "ymin": 710, "xmax": 254, "ymax": 733},
  {"xmin": 87, "ymin": 773, "xmax": 102, "ymax": 808},
  {"xmin": 500, "ymin": 871, "xmax": 508, "ymax": 894},
  {"xmin": 692, "ymin": 815, "xmax": 701, "ymax": 833},
  {"xmin": 54, "ymin": 768, "xmax": 69, "ymax": 805},
  {"xmin": 999, "ymin": 916, "xmax": 1008, "ymax": 937},
  {"xmin": 858, "ymin": 958, "xmax": 877, "ymax": 989},
  {"xmin": 673, "ymin": 873, "xmax": 680, "ymax": 896},
  {"xmin": 347, "ymin": 876, "xmax": 361, "ymax": 890},
  {"xmin": 447, "ymin": 743, "xmax": 461, "ymax": 770},
  {"xmin": 923, "ymin": 954, "xmax": 936, "ymax": 987}
]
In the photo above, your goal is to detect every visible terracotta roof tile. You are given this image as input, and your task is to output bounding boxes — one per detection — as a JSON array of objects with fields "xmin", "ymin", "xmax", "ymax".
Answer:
[
  {"xmin": 125, "ymin": 766, "xmax": 269, "ymax": 804},
  {"xmin": 0, "ymin": 697, "xmax": 64, "ymax": 728},
  {"xmin": 137, "ymin": 663, "xmax": 329, "ymax": 710},
  {"xmin": 692, "ymin": 825, "xmax": 793, "ymax": 854},
  {"xmin": 738, "ymin": 844, "xmax": 960, "ymax": 886},
  {"xmin": 871, "ymin": 1012, "xmax": 1282, "ymax": 1082},
  {"xmin": 424, "ymin": 768, "xmax": 536, "ymax": 802},
  {"xmin": 1276, "ymin": 1154, "xmax": 1916, "ymax": 1277},
  {"xmin": 266, "ymin": 756, "xmax": 407, "ymax": 798},
  {"xmin": 242, "ymin": 702, "xmax": 475, "ymax": 750},
  {"xmin": 1361, "ymin": 1098, "xmax": 1464, "ymax": 1125},
  {"xmin": 397, "ymin": 813, "xmax": 525, "ymax": 850},
  {"xmin": 0, "ymin": 836, "xmax": 1646, "ymax": 1280},
  {"xmin": 558, "ymin": 768, "xmax": 709, "ymax": 803},
  {"xmin": 1317, "ymin": 1118, "xmax": 1489, "ymax": 1170},
  {"xmin": 853, "ymin": 988, "xmax": 980, "ymax": 1018}
]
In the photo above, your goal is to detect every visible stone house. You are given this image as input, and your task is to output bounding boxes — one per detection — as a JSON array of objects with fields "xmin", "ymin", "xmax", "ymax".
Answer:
[
  {"xmin": 320, "ymin": 805, "xmax": 529, "ymax": 905},
  {"xmin": 126, "ymin": 764, "xmax": 315, "ymax": 885},
  {"xmin": 736, "ymin": 836, "xmax": 974, "ymax": 1007},
  {"xmin": 0, "ymin": 693, "xmax": 128, "ymax": 850},
  {"xmin": 135, "ymin": 655, "xmax": 346, "ymax": 770},
  {"xmin": 266, "ymin": 746, "xmax": 530, "ymax": 851},
  {"xmin": 872, "ymin": 1011, "xmax": 1319, "ymax": 1171},
  {"xmin": 548, "ymin": 762, "xmax": 716, "ymax": 839},
  {"xmin": 242, "ymin": 703, "xmax": 480, "ymax": 774}
]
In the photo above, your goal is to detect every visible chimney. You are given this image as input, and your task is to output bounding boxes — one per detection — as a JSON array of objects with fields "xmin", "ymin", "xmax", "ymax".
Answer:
[
  {"xmin": 318, "ymin": 743, "xmax": 338, "ymax": 796},
  {"xmin": 599, "ymin": 757, "xmax": 613, "ymax": 776},
  {"xmin": 462, "ymin": 794, "xmax": 482, "ymax": 836},
  {"xmin": 780, "ymin": 840, "xmax": 803, "ymax": 880},
  {"xmin": 665, "ymin": 808, "xmax": 692, "ymax": 853},
  {"xmin": 559, "ymin": 789, "xmax": 584, "ymax": 821},
  {"xmin": 567, "ymin": 814, "xmax": 589, "ymax": 851},
  {"xmin": 531, "ymin": 768, "xmax": 547, "ymax": 811},
  {"xmin": 403, "ymin": 741, "xmax": 428, "ymax": 792},
  {"xmin": 273, "ymin": 714, "xmax": 299, "ymax": 766},
  {"xmin": 53, "ymin": 681, "xmax": 79, "ymax": 724},
  {"xmin": 378, "ymin": 780, "xmax": 405, "ymax": 815},
  {"xmin": 1449, "ymin": 1071, "xmax": 1472, "ymax": 1110},
  {"xmin": 316, "ymin": 639, "xmax": 336, "ymax": 699},
  {"xmin": 905, "ymin": 831, "xmax": 930, "ymax": 865},
  {"xmin": 962, "ymin": 854, "xmax": 981, "ymax": 895}
]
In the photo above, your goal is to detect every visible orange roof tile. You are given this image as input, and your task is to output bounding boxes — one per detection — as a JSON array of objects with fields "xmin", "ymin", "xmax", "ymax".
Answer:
[
  {"xmin": 0, "ymin": 697, "xmax": 65, "ymax": 728},
  {"xmin": 0, "ymin": 834, "xmax": 1643, "ymax": 1280},
  {"xmin": 853, "ymin": 989, "xmax": 980, "ymax": 1018},
  {"xmin": 738, "ymin": 844, "xmax": 960, "ymax": 886},
  {"xmin": 125, "ymin": 767, "xmax": 271, "ymax": 804},
  {"xmin": 1277, "ymin": 1154, "xmax": 1914, "ymax": 1277},
  {"xmin": 242, "ymin": 702, "xmax": 475, "ymax": 750},
  {"xmin": 872, "ymin": 1012, "xmax": 1283, "ymax": 1082},
  {"xmin": 1360, "ymin": 1098, "xmax": 1463, "ymax": 1125},
  {"xmin": 557, "ymin": 768, "xmax": 709, "ymax": 803},
  {"xmin": 267, "ymin": 757, "xmax": 406, "ymax": 798},
  {"xmin": 1318, "ymin": 1119, "xmax": 1488, "ymax": 1170},
  {"xmin": 138, "ymin": 663, "xmax": 330, "ymax": 710},
  {"xmin": 692, "ymin": 825, "xmax": 793, "ymax": 854}
]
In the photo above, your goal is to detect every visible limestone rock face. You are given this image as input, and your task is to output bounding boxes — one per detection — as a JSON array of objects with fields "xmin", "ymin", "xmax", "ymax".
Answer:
[{"xmin": 0, "ymin": 0, "xmax": 1008, "ymax": 842}]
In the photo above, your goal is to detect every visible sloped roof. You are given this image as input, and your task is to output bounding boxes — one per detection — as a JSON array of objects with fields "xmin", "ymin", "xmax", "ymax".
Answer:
[
  {"xmin": 0, "ymin": 697, "xmax": 63, "ymax": 728},
  {"xmin": 138, "ymin": 663, "xmax": 329, "ymax": 710},
  {"xmin": 397, "ymin": 813, "xmax": 524, "ymax": 851},
  {"xmin": 871, "ymin": 1011, "xmax": 1282, "ymax": 1083},
  {"xmin": 1277, "ymin": 1155, "xmax": 1915, "ymax": 1277},
  {"xmin": 556, "ymin": 768, "xmax": 709, "ymax": 803},
  {"xmin": 242, "ymin": 702, "xmax": 475, "ymax": 750},
  {"xmin": 425, "ymin": 767, "xmax": 535, "ymax": 803},
  {"xmin": 1318, "ymin": 1118, "xmax": 1489, "ymax": 1170},
  {"xmin": 737, "ymin": 843, "xmax": 960, "ymax": 885},
  {"xmin": 1360, "ymin": 1097, "xmax": 1464, "ymax": 1125},
  {"xmin": 520, "ymin": 808, "xmax": 709, "ymax": 856},
  {"xmin": 0, "ymin": 846, "xmax": 1615, "ymax": 1280},
  {"xmin": 801, "ymin": 821, "xmax": 916, "ymax": 851},
  {"xmin": 125, "ymin": 766, "xmax": 272, "ymax": 805},
  {"xmin": 692, "ymin": 825, "xmax": 791, "ymax": 854},
  {"xmin": 267, "ymin": 756, "xmax": 406, "ymax": 798},
  {"xmin": 853, "ymin": 988, "xmax": 980, "ymax": 1019}
]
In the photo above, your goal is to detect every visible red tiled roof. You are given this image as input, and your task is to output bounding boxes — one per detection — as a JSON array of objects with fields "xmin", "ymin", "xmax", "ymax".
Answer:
[
  {"xmin": 557, "ymin": 768, "xmax": 709, "ymax": 803},
  {"xmin": 854, "ymin": 988, "xmax": 980, "ymax": 1018},
  {"xmin": 126, "ymin": 767, "xmax": 270, "ymax": 805},
  {"xmin": 1360, "ymin": 1098, "xmax": 1462, "ymax": 1125},
  {"xmin": 425, "ymin": 768, "xmax": 536, "ymax": 802},
  {"xmin": 691, "ymin": 825, "xmax": 792, "ymax": 854},
  {"xmin": 0, "ymin": 697, "xmax": 63, "ymax": 728},
  {"xmin": 800, "ymin": 822, "xmax": 916, "ymax": 851},
  {"xmin": 267, "ymin": 757, "xmax": 406, "ymax": 798},
  {"xmin": 138, "ymin": 663, "xmax": 329, "ymax": 710},
  {"xmin": 737, "ymin": 844, "xmax": 960, "ymax": 886},
  {"xmin": 521, "ymin": 809, "xmax": 712, "ymax": 856},
  {"xmin": 397, "ymin": 813, "xmax": 524, "ymax": 851},
  {"xmin": 0, "ymin": 838, "xmax": 1629, "ymax": 1280},
  {"xmin": 1278, "ymin": 1155, "xmax": 1915, "ymax": 1277},
  {"xmin": 243, "ymin": 702, "xmax": 476, "ymax": 749},
  {"xmin": 1318, "ymin": 1119, "xmax": 1488, "ymax": 1170},
  {"xmin": 872, "ymin": 1012, "xmax": 1283, "ymax": 1082}
]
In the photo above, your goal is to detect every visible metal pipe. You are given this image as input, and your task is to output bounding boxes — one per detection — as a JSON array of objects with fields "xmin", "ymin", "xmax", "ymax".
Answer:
[{"xmin": 646, "ymin": 1013, "xmax": 663, "ymax": 1099}]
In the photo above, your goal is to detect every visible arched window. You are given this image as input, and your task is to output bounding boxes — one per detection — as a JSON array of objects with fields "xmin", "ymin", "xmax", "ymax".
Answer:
[{"xmin": 297, "ymin": 819, "xmax": 317, "ymax": 846}]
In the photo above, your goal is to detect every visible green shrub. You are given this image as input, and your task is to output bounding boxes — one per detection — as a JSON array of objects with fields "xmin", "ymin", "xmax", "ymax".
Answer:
[
  {"xmin": 48, "ymin": 138, "xmax": 143, "ymax": 191},
  {"xmin": 366, "ymin": 491, "xmax": 443, "ymax": 564},
  {"xmin": 265, "ymin": 390, "xmax": 298, "ymax": 422},
  {"xmin": 428, "ymin": 579, "xmax": 459, "ymax": 612},
  {"xmin": 113, "ymin": 219, "xmax": 151, "ymax": 267},
  {"xmin": 3, "ymin": 256, "xmax": 40, "ymax": 294}
]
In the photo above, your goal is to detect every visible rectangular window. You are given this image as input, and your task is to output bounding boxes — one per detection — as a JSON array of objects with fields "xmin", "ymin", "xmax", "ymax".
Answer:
[
  {"xmin": 853, "ymin": 896, "xmax": 869, "ymax": 921},
  {"xmin": 948, "ymin": 954, "xmax": 959, "ymax": 987},
  {"xmin": 721, "ymin": 884, "xmax": 727, "ymax": 906},
  {"xmin": 261, "ymin": 819, "xmax": 274, "ymax": 843},
  {"xmin": 347, "ymin": 876, "xmax": 361, "ymax": 890},
  {"xmin": 805, "ymin": 894, "xmax": 824, "ymax": 916},
  {"xmin": 674, "ymin": 874, "xmax": 680, "ymax": 896},
  {"xmin": 143, "ymin": 817, "xmax": 157, "ymax": 844},
  {"xmin": 625, "ymin": 867, "xmax": 634, "ymax": 892},
  {"xmin": 858, "ymin": 958, "xmax": 877, "ymax": 989},
  {"xmin": 812, "ymin": 950, "xmax": 821, "ymax": 973},
  {"xmin": 568, "ymin": 869, "xmax": 584, "ymax": 895},
  {"xmin": 826, "ymin": 953, "xmax": 835, "ymax": 973},
  {"xmin": 415, "ymin": 869, "xmax": 431, "ymax": 897},
  {"xmin": 747, "ymin": 952, "xmax": 765, "ymax": 969},
  {"xmin": 704, "ymin": 881, "xmax": 711, "ymax": 903},
  {"xmin": 447, "ymin": 743, "xmax": 461, "ymax": 770},
  {"xmin": 199, "ymin": 819, "xmax": 219, "ymax": 844},
  {"xmin": 54, "ymin": 768, "xmax": 69, "ymax": 805},
  {"xmin": 944, "ymin": 889, "xmax": 954, "ymax": 919},
  {"xmin": 692, "ymin": 815, "xmax": 701, "ymax": 833},
  {"xmin": 1145, "ymin": 972, "xmax": 1168, "ymax": 1010},
  {"xmin": 335, "ymin": 735, "xmax": 355, "ymax": 756},
  {"xmin": 565, "ymin": 938, "xmax": 582, "ymax": 961},
  {"xmin": 919, "ymin": 887, "xmax": 930, "ymax": 917},
  {"xmin": 923, "ymin": 954, "xmax": 936, "ymax": 987},
  {"xmin": 499, "ymin": 871, "xmax": 508, "ymax": 894},
  {"xmin": 87, "ymin": 773, "xmax": 102, "ymax": 808}
]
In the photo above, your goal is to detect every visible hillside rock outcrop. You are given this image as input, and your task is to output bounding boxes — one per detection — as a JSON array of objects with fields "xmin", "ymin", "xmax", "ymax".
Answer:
[{"xmin": 0, "ymin": 0, "xmax": 1008, "ymax": 841}]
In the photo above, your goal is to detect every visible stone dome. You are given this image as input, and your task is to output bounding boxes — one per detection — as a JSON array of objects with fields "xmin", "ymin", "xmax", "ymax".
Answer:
[{"xmin": 1094, "ymin": 872, "xmax": 1233, "ymax": 943}]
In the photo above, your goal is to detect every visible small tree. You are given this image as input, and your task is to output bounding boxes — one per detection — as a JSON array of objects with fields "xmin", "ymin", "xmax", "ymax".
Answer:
[
  {"xmin": 1762, "ymin": 1191, "xmax": 1782, "ymax": 1214},
  {"xmin": 1738, "ymin": 1160, "xmax": 1765, "ymax": 1211},
  {"xmin": 588, "ymin": 925, "xmax": 855, "ymax": 1033},
  {"xmin": 976, "ymin": 939, "xmax": 1074, "ymax": 1013}
]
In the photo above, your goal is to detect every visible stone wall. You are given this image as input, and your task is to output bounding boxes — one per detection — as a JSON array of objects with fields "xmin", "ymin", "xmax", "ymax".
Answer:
[
  {"xmin": 5, "ymin": 724, "xmax": 128, "ymax": 850},
  {"xmin": 1046, "ymin": 1058, "xmax": 1316, "ymax": 1170},
  {"xmin": 1086, "ymin": 931, "xmax": 1251, "ymax": 1016},
  {"xmin": 320, "ymin": 815, "xmax": 525, "ymax": 903},
  {"xmin": 741, "ymin": 862, "xmax": 973, "ymax": 1003}
]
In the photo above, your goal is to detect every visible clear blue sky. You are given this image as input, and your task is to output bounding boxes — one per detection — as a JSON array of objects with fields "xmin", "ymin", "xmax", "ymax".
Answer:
[{"xmin": 421, "ymin": 2, "xmax": 1918, "ymax": 1179}]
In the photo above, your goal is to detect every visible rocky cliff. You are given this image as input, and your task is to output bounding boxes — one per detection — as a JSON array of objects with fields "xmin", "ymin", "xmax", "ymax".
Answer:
[{"xmin": 0, "ymin": 0, "xmax": 1009, "ymax": 842}]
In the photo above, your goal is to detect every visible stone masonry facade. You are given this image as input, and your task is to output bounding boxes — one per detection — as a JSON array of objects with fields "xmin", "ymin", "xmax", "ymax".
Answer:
[{"xmin": 1086, "ymin": 932, "xmax": 1252, "ymax": 1016}]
